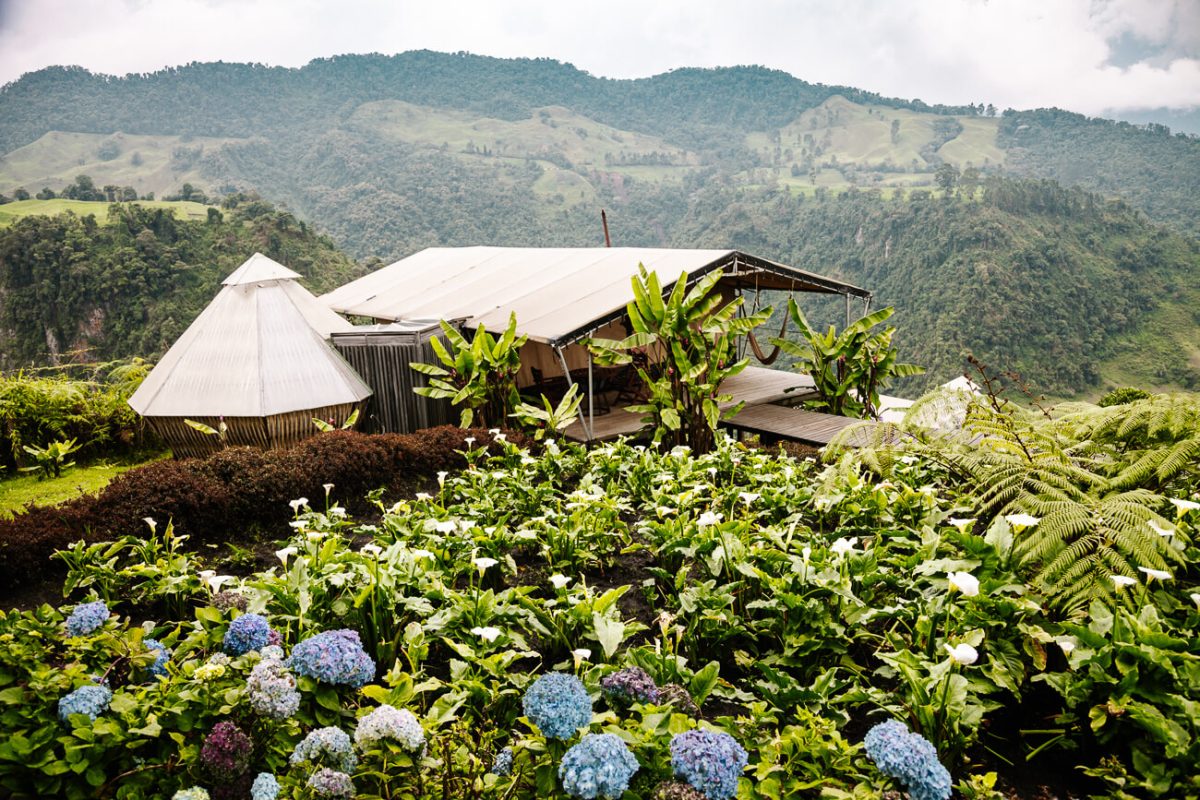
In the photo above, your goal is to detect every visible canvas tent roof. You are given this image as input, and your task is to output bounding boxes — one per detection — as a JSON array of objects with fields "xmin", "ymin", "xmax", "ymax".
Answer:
[
  {"xmin": 320, "ymin": 247, "xmax": 870, "ymax": 347},
  {"xmin": 128, "ymin": 253, "xmax": 372, "ymax": 418}
]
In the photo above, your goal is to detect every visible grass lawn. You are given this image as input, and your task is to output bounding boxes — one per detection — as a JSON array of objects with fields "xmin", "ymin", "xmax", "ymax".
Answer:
[{"xmin": 0, "ymin": 455, "xmax": 165, "ymax": 518}]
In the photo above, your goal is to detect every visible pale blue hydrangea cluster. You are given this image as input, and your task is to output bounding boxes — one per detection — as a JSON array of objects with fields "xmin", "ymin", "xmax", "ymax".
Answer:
[
  {"xmin": 354, "ymin": 704, "xmax": 425, "ymax": 752},
  {"xmin": 669, "ymin": 730, "xmax": 748, "ymax": 800},
  {"xmin": 287, "ymin": 629, "xmax": 375, "ymax": 687},
  {"xmin": 58, "ymin": 684, "xmax": 112, "ymax": 722},
  {"xmin": 246, "ymin": 656, "xmax": 300, "ymax": 720},
  {"xmin": 172, "ymin": 789, "xmax": 210, "ymax": 800},
  {"xmin": 65, "ymin": 600, "xmax": 109, "ymax": 637},
  {"xmin": 250, "ymin": 772, "xmax": 280, "ymax": 800},
  {"xmin": 307, "ymin": 767, "xmax": 355, "ymax": 798},
  {"xmin": 491, "ymin": 746, "xmax": 514, "ymax": 776},
  {"xmin": 223, "ymin": 613, "xmax": 271, "ymax": 655},
  {"xmin": 522, "ymin": 672, "xmax": 593, "ymax": 740},
  {"xmin": 290, "ymin": 727, "xmax": 358, "ymax": 773},
  {"xmin": 144, "ymin": 638, "xmax": 170, "ymax": 677},
  {"xmin": 260, "ymin": 644, "xmax": 285, "ymax": 661},
  {"xmin": 863, "ymin": 720, "xmax": 952, "ymax": 800},
  {"xmin": 558, "ymin": 733, "xmax": 639, "ymax": 800}
]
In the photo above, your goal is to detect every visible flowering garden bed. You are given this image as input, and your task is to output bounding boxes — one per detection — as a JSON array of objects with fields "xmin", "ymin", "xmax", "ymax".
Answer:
[{"xmin": 0, "ymin": 433, "xmax": 1197, "ymax": 799}]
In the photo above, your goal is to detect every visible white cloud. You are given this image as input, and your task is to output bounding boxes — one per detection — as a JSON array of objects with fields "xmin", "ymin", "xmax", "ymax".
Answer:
[{"xmin": 0, "ymin": 0, "xmax": 1196, "ymax": 117}]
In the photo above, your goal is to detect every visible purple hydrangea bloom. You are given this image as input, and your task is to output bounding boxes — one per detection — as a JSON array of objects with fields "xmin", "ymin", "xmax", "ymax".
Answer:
[
  {"xmin": 200, "ymin": 721, "xmax": 253, "ymax": 783},
  {"xmin": 863, "ymin": 720, "xmax": 952, "ymax": 800},
  {"xmin": 291, "ymin": 727, "xmax": 357, "ymax": 772},
  {"xmin": 522, "ymin": 672, "xmax": 593, "ymax": 740},
  {"xmin": 246, "ymin": 656, "xmax": 300, "ymax": 720},
  {"xmin": 287, "ymin": 629, "xmax": 375, "ymax": 687},
  {"xmin": 601, "ymin": 667, "xmax": 659, "ymax": 705},
  {"xmin": 144, "ymin": 638, "xmax": 170, "ymax": 678},
  {"xmin": 65, "ymin": 600, "xmax": 109, "ymax": 637},
  {"xmin": 212, "ymin": 591, "xmax": 248, "ymax": 612},
  {"xmin": 669, "ymin": 730, "xmax": 748, "ymax": 800},
  {"xmin": 306, "ymin": 768, "xmax": 355, "ymax": 799},
  {"xmin": 57, "ymin": 684, "xmax": 112, "ymax": 722},
  {"xmin": 250, "ymin": 772, "xmax": 280, "ymax": 800},
  {"xmin": 224, "ymin": 613, "xmax": 271, "ymax": 655},
  {"xmin": 267, "ymin": 627, "xmax": 283, "ymax": 647},
  {"xmin": 491, "ymin": 746, "xmax": 514, "ymax": 776},
  {"xmin": 559, "ymin": 733, "xmax": 639, "ymax": 799}
]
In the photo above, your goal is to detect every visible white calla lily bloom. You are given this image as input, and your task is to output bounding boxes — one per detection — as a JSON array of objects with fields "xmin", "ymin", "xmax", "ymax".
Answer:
[
  {"xmin": 944, "ymin": 642, "xmax": 979, "ymax": 665},
  {"xmin": 831, "ymin": 537, "xmax": 858, "ymax": 556},
  {"xmin": 549, "ymin": 574, "xmax": 571, "ymax": 589},
  {"xmin": 697, "ymin": 511, "xmax": 722, "ymax": 528},
  {"xmin": 1137, "ymin": 566, "xmax": 1172, "ymax": 582},
  {"xmin": 1110, "ymin": 574, "xmax": 1137, "ymax": 589},
  {"xmin": 360, "ymin": 543, "xmax": 383, "ymax": 558},
  {"xmin": 947, "ymin": 571, "xmax": 980, "ymax": 597},
  {"xmin": 289, "ymin": 498, "xmax": 308, "ymax": 513},
  {"xmin": 947, "ymin": 518, "xmax": 975, "ymax": 532},
  {"xmin": 1058, "ymin": 639, "xmax": 1076, "ymax": 655},
  {"xmin": 1147, "ymin": 520, "xmax": 1175, "ymax": 538},
  {"xmin": 472, "ymin": 557, "xmax": 498, "ymax": 574},
  {"xmin": 1004, "ymin": 513, "xmax": 1040, "ymax": 529},
  {"xmin": 1168, "ymin": 497, "xmax": 1200, "ymax": 515},
  {"xmin": 572, "ymin": 648, "xmax": 592, "ymax": 667},
  {"xmin": 275, "ymin": 546, "xmax": 298, "ymax": 566},
  {"xmin": 471, "ymin": 626, "xmax": 501, "ymax": 642},
  {"xmin": 738, "ymin": 492, "xmax": 760, "ymax": 506},
  {"xmin": 1190, "ymin": 593, "xmax": 1200, "ymax": 609}
]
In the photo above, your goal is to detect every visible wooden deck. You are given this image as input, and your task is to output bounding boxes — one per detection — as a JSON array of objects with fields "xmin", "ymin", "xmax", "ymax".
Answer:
[
  {"xmin": 564, "ymin": 366, "xmax": 815, "ymax": 442},
  {"xmin": 721, "ymin": 404, "xmax": 874, "ymax": 446}
]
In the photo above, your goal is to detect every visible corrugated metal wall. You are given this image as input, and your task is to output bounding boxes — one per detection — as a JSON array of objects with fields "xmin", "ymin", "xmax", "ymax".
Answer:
[
  {"xmin": 149, "ymin": 402, "xmax": 366, "ymax": 458},
  {"xmin": 331, "ymin": 330, "xmax": 455, "ymax": 433}
]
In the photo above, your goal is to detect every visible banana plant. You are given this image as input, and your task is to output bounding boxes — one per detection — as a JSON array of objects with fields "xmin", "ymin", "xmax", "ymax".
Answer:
[
  {"xmin": 20, "ymin": 437, "xmax": 81, "ymax": 479},
  {"xmin": 510, "ymin": 384, "xmax": 583, "ymax": 440},
  {"xmin": 773, "ymin": 300, "xmax": 924, "ymax": 419},
  {"xmin": 588, "ymin": 266, "xmax": 771, "ymax": 452},
  {"xmin": 312, "ymin": 408, "xmax": 360, "ymax": 432},
  {"xmin": 411, "ymin": 313, "xmax": 528, "ymax": 429}
]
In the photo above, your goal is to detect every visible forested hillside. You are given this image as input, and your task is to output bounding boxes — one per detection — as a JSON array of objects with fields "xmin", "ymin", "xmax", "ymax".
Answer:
[
  {"xmin": 0, "ymin": 51, "xmax": 1197, "ymax": 397},
  {"xmin": 0, "ymin": 197, "xmax": 363, "ymax": 367}
]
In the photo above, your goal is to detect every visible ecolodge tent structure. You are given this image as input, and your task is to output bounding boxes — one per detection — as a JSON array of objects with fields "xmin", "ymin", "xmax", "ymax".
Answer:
[
  {"xmin": 321, "ymin": 246, "xmax": 870, "ymax": 440},
  {"xmin": 128, "ymin": 253, "xmax": 372, "ymax": 457}
]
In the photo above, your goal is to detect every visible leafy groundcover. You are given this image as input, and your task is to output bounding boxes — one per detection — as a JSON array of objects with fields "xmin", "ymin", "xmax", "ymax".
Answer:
[{"xmin": 0, "ymin": 435, "xmax": 1197, "ymax": 799}]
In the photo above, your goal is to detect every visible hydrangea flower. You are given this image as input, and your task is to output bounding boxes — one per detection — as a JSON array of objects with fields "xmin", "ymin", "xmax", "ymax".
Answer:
[
  {"xmin": 250, "ymin": 772, "xmax": 280, "ymax": 800},
  {"xmin": 491, "ymin": 746, "xmax": 514, "ymax": 776},
  {"xmin": 307, "ymin": 768, "xmax": 355, "ymax": 799},
  {"xmin": 212, "ymin": 590, "xmax": 248, "ymax": 612},
  {"xmin": 669, "ymin": 730, "xmax": 748, "ymax": 800},
  {"xmin": 246, "ymin": 656, "xmax": 300, "ymax": 720},
  {"xmin": 65, "ymin": 600, "xmax": 109, "ymax": 637},
  {"xmin": 267, "ymin": 628, "xmax": 283, "ymax": 647},
  {"xmin": 653, "ymin": 781, "xmax": 707, "ymax": 800},
  {"xmin": 144, "ymin": 638, "xmax": 170, "ymax": 678},
  {"xmin": 558, "ymin": 733, "xmax": 639, "ymax": 799},
  {"xmin": 354, "ymin": 704, "xmax": 425, "ymax": 752},
  {"xmin": 200, "ymin": 721, "xmax": 253, "ymax": 783},
  {"xmin": 194, "ymin": 662, "xmax": 227, "ymax": 682},
  {"xmin": 656, "ymin": 684, "xmax": 699, "ymax": 717},
  {"xmin": 287, "ymin": 629, "xmax": 375, "ymax": 687},
  {"xmin": 172, "ymin": 789, "xmax": 210, "ymax": 800},
  {"xmin": 224, "ymin": 613, "xmax": 271, "ymax": 656},
  {"xmin": 863, "ymin": 720, "xmax": 952, "ymax": 800},
  {"xmin": 291, "ymin": 727, "xmax": 357, "ymax": 772},
  {"xmin": 522, "ymin": 672, "xmax": 593, "ymax": 740},
  {"xmin": 601, "ymin": 667, "xmax": 659, "ymax": 705},
  {"xmin": 260, "ymin": 644, "xmax": 285, "ymax": 661},
  {"xmin": 58, "ymin": 684, "xmax": 112, "ymax": 722}
]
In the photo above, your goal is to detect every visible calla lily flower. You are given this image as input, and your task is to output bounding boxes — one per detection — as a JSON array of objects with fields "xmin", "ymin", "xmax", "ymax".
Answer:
[
  {"xmin": 1110, "ymin": 574, "xmax": 1137, "ymax": 589},
  {"xmin": 275, "ymin": 546, "xmax": 298, "ymax": 566},
  {"xmin": 831, "ymin": 537, "xmax": 858, "ymax": 556},
  {"xmin": 1004, "ymin": 513, "xmax": 1040, "ymax": 529},
  {"xmin": 289, "ymin": 498, "xmax": 308, "ymax": 514},
  {"xmin": 944, "ymin": 642, "xmax": 979, "ymax": 665},
  {"xmin": 1168, "ymin": 497, "xmax": 1200, "ymax": 516},
  {"xmin": 471, "ymin": 626, "xmax": 501, "ymax": 642},
  {"xmin": 1147, "ymin": 520, "xmax": 1175, "ymax": 538},
  {"xmin": 948, "ymin": 518, "xmax": 975, "ymax": 532},
  {"xmin": 697, "ymin": 511, "xmax": 722, "ymax": 528},
  {"xmin": 1137, "ymin": 566, "xmax": 1172, "ymax": 582},
  {"xmin": 472, "ymin": 557, "xmax": 498, "ymax": 574},
  {"xmin": 947, "ymin": 571, "xmax": 980, "ymax": 597},
  {"xmin": 549, "ymin": 574, "xmax": 571, "ymax": 589}
]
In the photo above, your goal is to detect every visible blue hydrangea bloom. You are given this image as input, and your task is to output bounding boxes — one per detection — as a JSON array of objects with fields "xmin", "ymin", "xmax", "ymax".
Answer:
[
  {"xmin": 306, "ymin": 768, "xmax": 355, "ymax": 799},
  {"xmin": 250, "ymin": 772, "xmax": 280, "ymax": 800},
  {"xmin": 522, "ymin": 672, "xmax": 593, "ymax": 740},
  {"xmin": 669, "ymin": 730, "xmax": 748, "ymax": 800},
  {"xmin": 863, "ymin": 720, "xmax": 952, "ymax": 800},
  {"xmin": 246, "ymin": 657, "xmax": 300, "ymax": 720},
  {"xmin": 65, "ymin": 601, "xmax": 109, "ymax": 637},
  {"xmin": 224, "ymin": 613, "xmax": 271, "ymax": 655},
  {"xmin": 144, "ymin": 638, "xmax": 170, "ymax": 677},
  {"xmin": 58, "ymin": 684, "xmax": 112, "ymax": 723},
  {"xmin": 559, "ymin": 733, "xmax": 639, "ymax": 799},
  {"xmin": 491, "ymin": 746, "xmax": 514, "ymax": 776},
  {"xmin": 290, "ymin": 726, "xmax": 357, "ymax": 772},
  {"xmin": 287, "ymin": 629, "xmax": 375, "ymax": 687}
]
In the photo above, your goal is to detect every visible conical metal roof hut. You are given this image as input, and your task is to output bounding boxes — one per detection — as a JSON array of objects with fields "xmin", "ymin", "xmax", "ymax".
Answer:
[{"xmin": 128, "ymin": 253, "xmax": 372, "ymax": 458}]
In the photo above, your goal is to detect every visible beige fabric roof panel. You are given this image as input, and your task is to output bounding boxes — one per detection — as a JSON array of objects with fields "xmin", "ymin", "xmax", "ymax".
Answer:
[
  {"xmin": 322, "ymin": 247, "xmax": 735, "ymax": 344},
  {"xmin": 129, "ymin": 254, "xmax": 372, "ymax": 418}
]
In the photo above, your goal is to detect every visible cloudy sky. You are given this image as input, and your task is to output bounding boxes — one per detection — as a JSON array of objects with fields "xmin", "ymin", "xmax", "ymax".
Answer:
[{"xmin": 1, "ymin": 0, "xmax": 1197, "ymax": 120}]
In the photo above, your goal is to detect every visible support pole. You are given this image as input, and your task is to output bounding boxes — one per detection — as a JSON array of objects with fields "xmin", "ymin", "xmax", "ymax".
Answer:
[
  {"xmin": 588, "ymin": 354, "xmax": 595, "ymax": 435},
  {"xmin": 555, "ymin": 346, "xmax": 593, "ymax": 441},
  {"xmin": 845, "ymin": 293, "xmax": 852, "ymax": 327}
]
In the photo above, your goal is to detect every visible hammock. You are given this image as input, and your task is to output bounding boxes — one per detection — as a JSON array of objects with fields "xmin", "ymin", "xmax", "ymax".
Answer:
[{"xmin": 745, "ymin": 311, "xmax": 788, "ymax": 365}]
